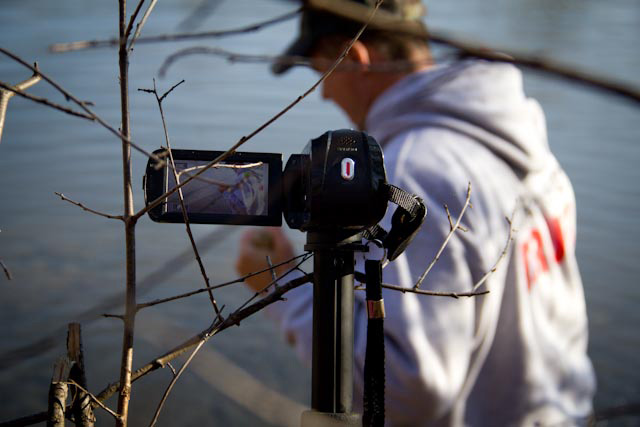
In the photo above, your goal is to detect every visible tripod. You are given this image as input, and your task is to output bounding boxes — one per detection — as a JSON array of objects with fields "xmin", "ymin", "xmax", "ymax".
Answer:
[{"xmin": 300, "ymin": 231, "xmax": 366, "ymax": 427}]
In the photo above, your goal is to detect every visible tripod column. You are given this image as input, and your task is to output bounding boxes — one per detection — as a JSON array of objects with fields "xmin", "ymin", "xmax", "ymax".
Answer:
[
  {"xmin": 312, "ymin": 247, "xmax": 354, "ymax": 412},
  {"xmin": 302, "ymin": 232, "xmax": 361, "ymax": 426}
]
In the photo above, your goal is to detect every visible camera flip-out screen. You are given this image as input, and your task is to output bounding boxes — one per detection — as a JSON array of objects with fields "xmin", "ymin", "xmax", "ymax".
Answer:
[{"xmin": 144, "ymin": 149, "xmax": 282, "ymax": 226}]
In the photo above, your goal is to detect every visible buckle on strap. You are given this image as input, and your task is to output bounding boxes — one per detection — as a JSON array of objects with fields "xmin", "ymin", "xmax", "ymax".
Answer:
[{"xmin": 367, "ymin": 299, "xmax": 386, "ymax": 319}]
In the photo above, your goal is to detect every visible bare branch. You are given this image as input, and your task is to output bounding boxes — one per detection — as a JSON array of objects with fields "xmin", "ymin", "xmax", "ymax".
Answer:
[
  {"xmin": 160, "ymin": 41, "xmax": 640, "ymax": 106},
  {"xmin": 139, "ymin": 79, "xmax": 221, "ymax": 317},
  {"xmin": 266, "ymin": 256, "xmax": 278, "ymax": 283},
  {"xmin": 0, "ymin": 81, "xmax": 94, "ymax": 121},
  {"xmin": 103, "ymin": 314, "xmax": 125, "ymax": 321},
  {"xmin": 427, "ymin": 29, "xmax": 640, "ymax": 106},
  {"xmin": 0, "ymin": 68, "xmax": 42, "ymax": 142},
  {"xmin": 472, "ymin": 215, "xmax": 515, "ymax": 292},
  {"xmin": 136, "ymin": 253, "xmax": 310, "ymax": 311},
  {"xmin": 166, "ymin": 362, "xmax": 177, "ymax": 377},
  {"xmin": 115, "ymin": 0, "xmax": 138, "ymax": 423},
  {"xmin": 158, "ymin": 79, "xmax": 185, "ymax": 102},
  {"xmin": 128, "ymin": 0, "xmax": 158, "ymax": 52},
  {"xmin": 148, "ymin": 309, "xmax": 226, "ymax": 427},
  {"xmin": 376, "ymin": 283, "xmax": 489, "ymax": 299},
  {"xmin": 133, "ymin": 0, "xmax": 385, "ymax": 221},
  {"xmin": 158, "ymin": 46, "xmax": 310, "ymax": 78},
  {"xmin": 67, "ymin": 379, "xmax": 120, "ymax": 420},
  {"xmin": 54, "ymin": 192, "xmax": 124, "ymax": 220},
  {"xmin": 49, "ymin": 8, "xmax": 301, "ymax": 53},
  {"xmin": 95, "ymin": 273, "xmax": 313, "ymax": 405},
  {"xmin": 148, "ymin": 339, "xmax": 205, "ymax": 427},
  {"xmin": 414, "ymin": 183, "xmax": 472, "ymax": 289},
  {"xmin": 124, "ymin": 0, "xmax": 147, "ymax": 41},
  {"xmin": 1, "ymin": 259, "xmax": 12, "ymax": 280},
  {"xmin": 0, "ymin": 48, "xmax": 165, "ymax": 166}
]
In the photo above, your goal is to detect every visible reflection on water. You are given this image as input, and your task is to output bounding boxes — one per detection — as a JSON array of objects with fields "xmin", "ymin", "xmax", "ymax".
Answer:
[{"xmin": 1, "ymin": 0, "xmax": 639, "ymax": 425}]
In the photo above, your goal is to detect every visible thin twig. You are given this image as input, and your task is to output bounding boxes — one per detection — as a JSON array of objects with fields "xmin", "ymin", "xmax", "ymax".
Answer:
[
  {"xmin": 124, "ymin": 0, "xmax": 147, "ymax": 42},
  {"xmin": 376, "ymin": 283, "xmax": 489, "ymax": 299},
  {"xmin": 0, "ymin": 81, "xmax": 94, "ymax": 121},
  {"xmin": 67, "ymin": 380, "xmax": 120, "ymax": 420},
  {"xmin": 266, "ymin": 256, "xmax": 277, "ymax": 283},
  {"xmin": 49, "ymin": 8, "xmax": 302, "ymax": 53},
  {"xmin": 0, "ymin": 260, "xmax": 12, "ymax": 280},
  {"xmin": 148, "ymin": 309, "xmax": 225, "ymax": 427},
  {"xmin": 103, "ymin": 314, "xmax": 125, "ymax": 321},
  {"xmin": 139, "ymin": 78, "xmax": 221, "ymax": 317},
  {"xmin": 0, "ymin": 48, "xmax": 165, "ymax": 166},
  {"xmin": 128, "ymin": 0, "xmax": 158, "ymax": 52},
  {"xmin": 233, "ymin": 253, "xmax": 314, "ymax": 315},
  {"xmin": 472, "ymin": 215, "xmax": 515, "ymax": 292},
  {"xmin": 414, "ymin": 182, "xmax": 472, "ymax": 289},
  {"xmin": 136, "ymin": 253, "xmax": 309, "ymax": 310},
  {"xmin": 95, "ymin": 273, "xmax": 313, "ymax": 405},
  {"xmin": 157, "ymin": 46, "xmax": 427, "ymax": 77},
  {"xmin": 157, "ymin": 40, "xmax": 640, "ymax": 105},
  {"xmin": 54, "ymin": 192, "xmax": 124, "ymax": 220},
  {"xmin": 0, "ymin": 68, "xmax": 42, "ymax": 142},
  {"xmin": 166, "ymin": 363, "xmax": 177, "ymax": 377},
  {"xmin": 133, "ymin": 0, "xmax": 385, "ymax": 222},
  {"xmin": 427, "ymin": 29, "xmax": 640, "ymax": 106}
]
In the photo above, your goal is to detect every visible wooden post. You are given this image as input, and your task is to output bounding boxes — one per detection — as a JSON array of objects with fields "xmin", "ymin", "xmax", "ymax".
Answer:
[
  {"xmin": 67, "ymin": 323, "xmax": 95, "ymax": 427},
  {"xmin": 47, "ymin": 358, "xmax": 70, "ymax": 427}
]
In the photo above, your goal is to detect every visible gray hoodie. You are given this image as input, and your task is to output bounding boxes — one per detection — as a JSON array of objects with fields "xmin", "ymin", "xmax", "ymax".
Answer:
[{"xmin": 267, "ymin": 61, "xmax": 596, "ymax": 426}]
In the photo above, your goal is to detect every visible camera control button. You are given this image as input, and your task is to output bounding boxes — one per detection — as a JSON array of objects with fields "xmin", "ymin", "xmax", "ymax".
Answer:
[{"xmin": 341, "ymin": 158, "xmax": 355, "ymax": 181}]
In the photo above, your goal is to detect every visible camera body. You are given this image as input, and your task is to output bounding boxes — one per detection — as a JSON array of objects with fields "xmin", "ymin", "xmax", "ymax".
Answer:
[
  {"xmin": 143, "ymin": 129, "xmax": 389, "ymax": 233},
  {"xmin": 284, "ymin": 129, "xmax": 387, "ymax": 231}
]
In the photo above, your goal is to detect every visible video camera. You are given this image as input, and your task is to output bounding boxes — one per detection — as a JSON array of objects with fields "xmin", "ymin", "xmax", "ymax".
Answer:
[
  {"xmin": 143, "ymin": 129, "xmax": 390, "ymax": 234},
  {"xmin": 142, "ymin": 129, "xmax": 426, "ymax": 426}
]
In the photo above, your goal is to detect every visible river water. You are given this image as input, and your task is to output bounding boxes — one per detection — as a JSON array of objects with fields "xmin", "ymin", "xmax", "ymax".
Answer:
[{"xmin": 1, "ymin": 0, "xmax": 639, "ymax": 425}]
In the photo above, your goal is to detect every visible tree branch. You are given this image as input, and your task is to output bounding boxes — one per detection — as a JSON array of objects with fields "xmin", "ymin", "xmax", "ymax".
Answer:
[
  {"xmin": 148, "ymin": 309, "xmax": 226, "ymax": 427},
  {"xmin": 378, "ymin": 283, "xmax": 488, "ymax": 299},
  {"xmin": 67, "ymin": 380, "xmax": 119, "ymax": 420},
  {"xmin": 158, "ymin": 38, "xmax": 640, "ymax": 106},
  {"xmin": 0, "ymin": 81, "xmax": 94, "ymax": 121},
  {"xmin": 0, "ymin": 68, "xmax": 42, "ymax": 142},
  {"xmin": 128, "ymin": 0, "xmax": 158, "ymax": 52},
  {"xmin": 54, "ymin": 192, "xmax": 124, "ymax": 220},
  {"xmin": 49, "ymin": 8, "xmax": 301, "ymax": 53},
  {"xmin": 124, "ymin": 0, "xmax": 147, "ymax": 41},
  {"xmin": 94, "ymin": 273, "xmax": 312, "ymax": 406},
  {"xmin": 0, "ymin": 48, "xmax": 165, "ymax": 166},
  {"xmin": 414, "ymin": 182, "xmax": 472, "ymax": 289},
  {"xmin": 136, "ymin": 253, "xmax": 310, "ymax": 310},
  {"xmin": 472, "ymin": 215, "xmax": 515, "ymax": 292},
  {"xmin": 139, "ymin": 78, "xmax": 222, "ymax": 316}
]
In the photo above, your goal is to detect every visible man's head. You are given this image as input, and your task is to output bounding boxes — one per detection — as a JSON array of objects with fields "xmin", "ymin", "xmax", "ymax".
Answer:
[{"xmin": 273, "ymin": 0, "xmax": 431, "ymax": 129}]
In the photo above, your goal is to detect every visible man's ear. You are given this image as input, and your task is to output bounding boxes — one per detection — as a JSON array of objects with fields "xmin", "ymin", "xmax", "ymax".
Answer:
[{"xmin": 345, "ymin": 40, "xmax": 372, "ymax": 70}]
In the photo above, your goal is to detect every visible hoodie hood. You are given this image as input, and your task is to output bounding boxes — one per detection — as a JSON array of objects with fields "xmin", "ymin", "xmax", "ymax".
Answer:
[{"xmin": 365, "ymin": 61, "xmax": 550, "ymax": 176}]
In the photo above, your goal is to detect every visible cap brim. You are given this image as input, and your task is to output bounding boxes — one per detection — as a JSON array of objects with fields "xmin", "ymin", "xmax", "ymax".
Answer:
[{"xmin": 271, "ymin": 35, "xmax": 314, "ymax": 75}]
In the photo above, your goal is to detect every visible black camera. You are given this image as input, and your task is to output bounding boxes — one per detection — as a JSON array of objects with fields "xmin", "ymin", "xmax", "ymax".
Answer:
[{"xmin": 143, "ymin": 129, "xmax": 389, "ymax": 233}]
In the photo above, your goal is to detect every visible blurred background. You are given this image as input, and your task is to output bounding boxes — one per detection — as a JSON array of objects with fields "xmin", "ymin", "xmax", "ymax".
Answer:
[{"xmin": 0, "ymin": 0, "xmax": 639, "ymax": 425}]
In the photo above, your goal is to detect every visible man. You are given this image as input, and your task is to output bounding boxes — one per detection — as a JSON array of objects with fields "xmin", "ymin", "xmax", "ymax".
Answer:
[{"xmin": 235, "ymin": 1, "xmax": 596, "ymax": 425}]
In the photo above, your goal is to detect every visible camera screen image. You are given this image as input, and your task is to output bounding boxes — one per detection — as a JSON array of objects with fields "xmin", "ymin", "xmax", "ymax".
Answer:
[{"xmin": 165, "ymin": 160, "xmax": 269, "ymax": 216}]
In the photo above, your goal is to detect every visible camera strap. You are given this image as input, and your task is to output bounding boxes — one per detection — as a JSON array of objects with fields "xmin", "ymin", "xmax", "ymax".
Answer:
[
  {"xmin": 363, "ymin": 259, "xmax": 385, "ymax": 427},
  {"xmin": 362, "ymin": 183, "xmax": 427, "ymax": 261}
]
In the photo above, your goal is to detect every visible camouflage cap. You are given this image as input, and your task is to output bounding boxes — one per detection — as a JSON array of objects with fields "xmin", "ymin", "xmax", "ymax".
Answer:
[{"xmin": 272, "ymin": 0, "xmax": 427, "ymax": 75}]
